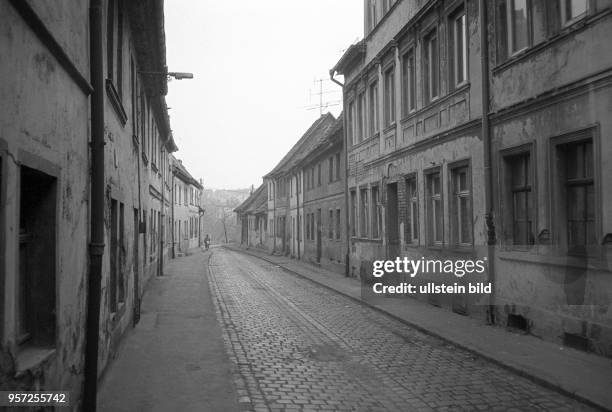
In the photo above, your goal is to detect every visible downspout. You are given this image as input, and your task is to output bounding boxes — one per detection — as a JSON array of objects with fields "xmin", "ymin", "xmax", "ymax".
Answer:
[
  {"xmin": 296, "ymin": 173, "xmax": 301, "ymax": 259},
  {"xmin": 330, "ymin": 69, "xmax": 350, "ymax": 277},
  {"xmin": 159, "ymin": 146, "xmax": 166, "ymax": 277},
  {"xmin": 171, "ymin": 163, "xmax": 175, "ymax": 258},
  {"xmin": 84, "ymin": 0, "xmax": 104, "ymax": 409},
  {"xmin": 479, "ymin": 0, "xmax": 497, "ymax": 325}
]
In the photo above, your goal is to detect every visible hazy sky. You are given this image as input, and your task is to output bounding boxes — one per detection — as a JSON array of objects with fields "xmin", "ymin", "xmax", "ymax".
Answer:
[{"xmin": 164, "ymin": 1, "xmax": 362, "ymax": 190}]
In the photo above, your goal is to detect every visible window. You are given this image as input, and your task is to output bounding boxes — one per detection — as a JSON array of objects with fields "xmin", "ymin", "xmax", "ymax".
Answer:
[
  {"xmin": 509, "ymin": 0, "xmax": 530, "ymax": 53},
  {"xmin": 107, "ymin": 0, "xmax": 123, "ymax": 95},
  {"xmin": 360, "ymin": 188, "xmax": 369, "ymax": 238},
  {"xmin": 371, "ymin": 186, "xmax": 382, "ymax": 239},
  {"xmin": 348, "ymin": 101, "xmax": 355, "ymax": 145},
  {"xmin": 336, "ymin": 209, "xmax": 341, "ymax": 240},
  {"xmin": 18, "ymin": 166, "xmax": 57, "ymax": 347},
  {"xmin": 350, "ymin": 190, "xmax": 357, "ymax": 236},
  {"xmin": 317, "ymin": 163, "xmax": 322, "ymax": 186},
  {"xmin": 560, "ymin": 0, "xmax": 588, "ymax": 24},
  {"xmin": 357, "ymin": 91, "xmax": 366, "ymax": 142},
  {"xmin": 450, "ymin": 8, "xmax": 468, "ymax": 87},
  {"xmin": 329, "ymin": 210, "xmax": 334, "ymax": 239},
  {"xmin": 335, "ymin": 152, "xmax": 341, "ymax": 181},
  {"xmin": 401, "ymin": 50, "xmax": 416, "ymax": 117},
  {"xmin": 424, "ymin": 29, "xmax": 439, "ymax": 102},
  {"xmin": 558, "ymin": 139, "xmax": 596, "ymax": 250},
  {"xmin": 368, "ymin": 0, "xmax": 378, "ymax": 32},
  {"xmin": 406, "ymin": 176, "xmax": 419, "ymax": 244},
  {"xmin": 369, "ymin": 81, "xmax": 379, "ymax": 135},
  {"xmin": 383, "ymin": 67, "xmax": 395, "ymax": 127},
  {"xmin": 427, "ymin": 171, "xmax": 443, "ymax": 245},
  {"xmin": 505, "ymin": 152, "xmax": 534, "ymax": 246},
  {"xmin": 451, "ymin": 165, "xmax": 472, "ymax": 246},
  {"xmin": 329, "ymin": 156, "xmax": 334, "ymax": 183}
]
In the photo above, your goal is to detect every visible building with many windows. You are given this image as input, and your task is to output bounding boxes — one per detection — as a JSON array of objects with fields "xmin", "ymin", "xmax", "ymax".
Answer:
[
  {"xmin": 486, "ymin": 0, "xmax": 612, "ymax": 355},
  {"xmin": 171, "ymin": 156, "xmax": 204, "ymax": 255},
  {"xmin": 332, "ymin": 0, "xmax": 612, "ymax": 356},
  {"xmin": 332, "ymin": 0, "xmax": 488, "ymax": 314}
]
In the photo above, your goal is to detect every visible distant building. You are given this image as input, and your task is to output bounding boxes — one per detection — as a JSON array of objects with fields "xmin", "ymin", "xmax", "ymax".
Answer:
[
  {"xmin": 171, "ymin": 156, "xmax": 204, "ymax": 255},
  {"xmin": 235, "ymin": 184, "xmax": 268, "ymax": 248}
]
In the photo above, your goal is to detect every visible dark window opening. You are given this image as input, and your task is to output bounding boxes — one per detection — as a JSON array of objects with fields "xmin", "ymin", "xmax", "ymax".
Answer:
[{"xmin": 18, "ymin": 166, "xmax": 57, "ymax": 348}]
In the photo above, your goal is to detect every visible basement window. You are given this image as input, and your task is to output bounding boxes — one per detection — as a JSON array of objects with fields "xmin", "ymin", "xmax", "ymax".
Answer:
[
  {"xmin": 563, "ymin": 332, "xmax": 590, "ymax": 352},
  {"xmin": 18, "ymin": 166, "xmax": 57, "ymax": 348},
  {"xmin": 506, "ymin": 313, "xmax": 529, "ymax": 333}
]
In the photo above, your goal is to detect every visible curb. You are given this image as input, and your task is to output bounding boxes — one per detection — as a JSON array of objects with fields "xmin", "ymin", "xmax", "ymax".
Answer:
[{"xmin": 223, "ymin": 245, "xmax": 610, "ymax": 412}]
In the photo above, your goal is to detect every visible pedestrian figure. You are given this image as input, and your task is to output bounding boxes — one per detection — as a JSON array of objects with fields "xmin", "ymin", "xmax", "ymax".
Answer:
[{"xmin": 204, "ymin": 234, "xmax": 210, "ymax": 250}]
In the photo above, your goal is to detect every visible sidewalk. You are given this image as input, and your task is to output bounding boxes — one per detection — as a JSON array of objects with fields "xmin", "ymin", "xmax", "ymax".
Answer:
[
  {"xmin": 225, "ymin": 244, "xmax": 612, "ymax": 411},
  {"xmin": 97, "ymin": 250, "xmax": 238, "ymax": 412}
]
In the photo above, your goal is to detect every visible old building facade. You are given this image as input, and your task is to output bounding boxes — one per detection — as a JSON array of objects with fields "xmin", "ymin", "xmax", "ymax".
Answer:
[
  {"xmin": 486, "ymin": 0, "xmax": 612, "ymax": 355},
  {"xmin": 0, "ymin": 0, "xmax": 204, "ymax": 403},
  {"xmin": 331, "ymin": 0, "xmax": 612, "ymax": 356},
  {"xmin": 171, "ymin": 156, "xmax": 204, "ymax": 255},
  {"xmin": 333, "ymin": 0, "xmax": 488, "ymax": 314},
  {"xmin": 235, "ymin": 184, "xmax": 268, "ymax": 249}
]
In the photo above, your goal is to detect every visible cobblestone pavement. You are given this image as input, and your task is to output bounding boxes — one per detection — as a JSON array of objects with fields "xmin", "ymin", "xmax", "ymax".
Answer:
[{"xmin": 207, "ymin": 249, "xmax": 593, "ymax": 412}]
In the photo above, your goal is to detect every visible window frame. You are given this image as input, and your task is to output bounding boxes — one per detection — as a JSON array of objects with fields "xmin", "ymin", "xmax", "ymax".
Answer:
[
  {"xmin": 368, "ymin": 80, "xmax": 380, "ymax": 136},
  {"xmin": 550, "ymin": 128, "xmax": 600, "ymax": 255},
  {"xmin": 383, "ymin": 65, "xmax": 396, "ymax": 128},
  {"xmin": 401, "ymin": 48, "xmax": 416, "ymax": 118},
  {"xmin": 449, "ymin": 5, "xmax": 469, "ymax": 89},
  {"xmin": 405, "ymin": 174, "xmax": 420, "ymax": 246},
  {"xmin": 500, "ymin": 144, "xmax": 536, "ymax": 249},
  {"xmin": 449, "ymin": 161, "xmax": 473, "ymax": 248},
  {"xmin": 425, "ymin": 168, "xmax": 444, "ymax": 247},
  {"xmin": 423, "ymin": 27, "xmax": 440, "ymax": 103}
]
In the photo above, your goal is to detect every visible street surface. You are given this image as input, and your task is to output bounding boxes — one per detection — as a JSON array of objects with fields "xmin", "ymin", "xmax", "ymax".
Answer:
[{"xmin": 208, "ymin": 248, "xmax": 593, "ymax": 412}]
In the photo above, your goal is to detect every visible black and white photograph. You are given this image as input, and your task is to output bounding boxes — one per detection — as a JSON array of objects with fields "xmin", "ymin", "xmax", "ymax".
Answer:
[{"xmin": 1, "ymin": 0, "xmax": 611, "ymax": 411}]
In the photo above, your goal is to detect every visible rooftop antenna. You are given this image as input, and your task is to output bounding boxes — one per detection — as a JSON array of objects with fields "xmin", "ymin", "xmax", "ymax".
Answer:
[{"xmin": 304, "ymin": 78, "xmax": 341, "ymax": 115}]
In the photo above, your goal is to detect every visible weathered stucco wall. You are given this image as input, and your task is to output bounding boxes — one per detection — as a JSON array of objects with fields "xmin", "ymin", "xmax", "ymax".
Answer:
[{"xmin": 0, "ymin": 0, "xmax": 90, "ymax": 398}]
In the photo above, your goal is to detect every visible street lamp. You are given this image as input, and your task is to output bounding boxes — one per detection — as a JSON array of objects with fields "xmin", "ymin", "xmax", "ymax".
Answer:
[{"xmin": 139, "ymin": 70, "xmax": 195, "ymax": 80}]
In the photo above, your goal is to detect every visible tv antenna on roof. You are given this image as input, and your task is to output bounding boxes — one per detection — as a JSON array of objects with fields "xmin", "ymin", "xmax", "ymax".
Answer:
[{"xmin": 304, "ymin": 78, "xmax": 341, "ymax": 116}]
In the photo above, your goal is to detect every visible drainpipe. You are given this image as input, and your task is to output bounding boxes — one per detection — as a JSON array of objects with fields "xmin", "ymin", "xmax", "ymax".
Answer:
[
  {"xmin": 479, "ymin": 0, "xmax": 497, "ymax": 325},
  {"xmin": 84, "ymin": 0, "xmax": 104, "ymax": 409},
  {"xmin": 296, "ymin": 173, "xmax": 301, "ymax": 259},
  {"xmin": 159, "ymin": 146, "xmax": 165, "ymax": 277},
  {"xmin": 171, "ymin": 163, "xmax": 175, "ymax": 258},
  {"xmin": 330, "ymin": 69, "xmax": 350, "ymax": 277}
]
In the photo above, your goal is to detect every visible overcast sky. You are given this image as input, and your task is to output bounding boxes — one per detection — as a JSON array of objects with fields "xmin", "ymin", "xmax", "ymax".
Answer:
[{"xmin": 164, "ymin": 1, "xmax": 362, "ymax": 190}]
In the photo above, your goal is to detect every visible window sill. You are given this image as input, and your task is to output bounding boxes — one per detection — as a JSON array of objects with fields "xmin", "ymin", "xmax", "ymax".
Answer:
[
  {"xmin": 106, "ymin": 79, "xmax": 127, "ymax": 126},
  {"xmin": 15, "ymin": 346, "xmax": 56, "ymax": 378},
  {"xmin": 351, "ymin": 237, "xmax": 382, "ymax": 244}
]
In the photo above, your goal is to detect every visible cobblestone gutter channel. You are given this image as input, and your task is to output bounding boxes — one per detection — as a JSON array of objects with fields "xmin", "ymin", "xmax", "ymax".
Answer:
[{"xmin": 207, "ymin": 248, "xmax": 593, "ymax": 412}]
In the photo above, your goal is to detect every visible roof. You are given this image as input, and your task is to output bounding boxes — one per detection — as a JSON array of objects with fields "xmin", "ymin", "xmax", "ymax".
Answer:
[
  {"xmin": 235, "ymin": 184, "xmax": 267, "ymax": 215},
  {"xmin": 331, "ymin": 40, "xmax": 365, "ymax": 76},
  {"xmin": 172, "ymin": 157, "xmax": 202, "ymax": 189},
  {"xmin": 297, "ymin": 113, "xmax": 343, "ymax": 167},
  {"xmin": 264, "ymin": 113, "xmax": 336, "ymax": 179}
]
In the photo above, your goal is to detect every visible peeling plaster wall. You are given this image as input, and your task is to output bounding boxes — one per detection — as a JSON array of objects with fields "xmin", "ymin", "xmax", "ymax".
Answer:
[
  {"xmin": 0, "ymin": 0, "xmax": 90, "ymax": 401},
  {"xmin": 489, "ymin": 10, "xmax": 612, "ymax": 356}
]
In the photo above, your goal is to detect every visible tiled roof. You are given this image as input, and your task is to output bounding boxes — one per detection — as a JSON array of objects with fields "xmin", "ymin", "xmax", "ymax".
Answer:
[{"xmin": 264, "ymin": 113, "xmax": 336, "ymax": 178}]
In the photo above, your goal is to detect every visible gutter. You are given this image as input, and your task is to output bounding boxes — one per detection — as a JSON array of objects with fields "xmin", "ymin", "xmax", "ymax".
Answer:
[
  {"xmin": 83, "ymin": 0, "xmax": 105, "ymax": 409},
  {"xmin": 479, "ymin": 0, "xmax": 497, "ymax": 324},
  {"xmin": 329, "ymin": 69, "xmax": 350, "ymax": 277}
]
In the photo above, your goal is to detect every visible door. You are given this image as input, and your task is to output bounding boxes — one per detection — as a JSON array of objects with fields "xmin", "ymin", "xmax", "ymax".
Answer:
[{"xmin": 386, "ymin": 183, "xmax": 400, "ymax": 258}]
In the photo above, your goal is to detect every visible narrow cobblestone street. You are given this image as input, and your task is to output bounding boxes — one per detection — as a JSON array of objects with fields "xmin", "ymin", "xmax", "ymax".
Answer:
[{"xmin": 208, "ymin": 248, "xmax": 593, "ymax": 412}]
